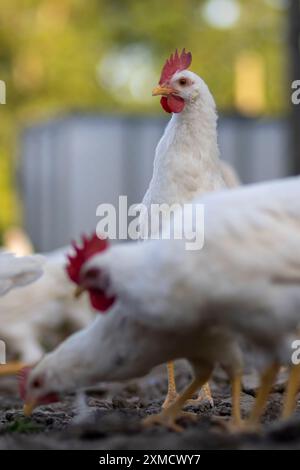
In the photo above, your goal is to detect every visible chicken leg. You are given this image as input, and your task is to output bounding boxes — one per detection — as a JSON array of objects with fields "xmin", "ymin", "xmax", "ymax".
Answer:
[
  {"xmin": 247, "ymin": 362, "xmax": 280, "ymax": 426},
  {"xmin": 282, "ymin": 364, "xmax": 300, "ymax": 419},
  {"xmin": 144, "ymin": 365, "xmax": 213, "ymax": 431},
  {"xmin": 162, "ymin": 362, "xmax": 178, "ymax": 408},
  {"xmin": 0, "ymin": 361, "xmax": 26, "ymax": 376},
  {"xmin": 231, "ymin": 374, "xmax": 242, "ymax": 426},
  {"xmin": 185, "ymin": 382, "xmax": 214, "ymax": 408},
  {"xmin": 162, "ymin": 361, "xmax": 213, "ymax": 409},
  {"xmin": 211, "ymin": 373, "xmax": 243, "ymax": 432}
]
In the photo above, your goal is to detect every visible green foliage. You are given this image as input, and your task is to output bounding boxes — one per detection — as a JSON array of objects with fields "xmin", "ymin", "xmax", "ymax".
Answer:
[{"xmin": 4, "ymin": 417, "xmax": 44, "ymax": 433}]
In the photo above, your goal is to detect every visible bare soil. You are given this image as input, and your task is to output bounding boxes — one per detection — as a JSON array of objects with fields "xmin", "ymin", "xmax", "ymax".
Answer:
[{"xmin": 0, "ymin": 361, "xmax": 300, "ymax": 450}]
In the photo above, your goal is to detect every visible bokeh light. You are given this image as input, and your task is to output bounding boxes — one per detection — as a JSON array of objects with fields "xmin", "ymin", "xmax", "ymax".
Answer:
[{"xmin": 202, "ymin": 0, "xmax": 241, "ymax": 29}]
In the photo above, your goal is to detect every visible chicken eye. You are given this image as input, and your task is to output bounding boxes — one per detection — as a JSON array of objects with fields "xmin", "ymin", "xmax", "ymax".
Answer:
[
  {"xmin": 179, "ymin": 78, "xmax": 187, "ymax": 86},
  {"xmin": 32, "ymin": 378, "xmax": 43, "ymax": 389}
]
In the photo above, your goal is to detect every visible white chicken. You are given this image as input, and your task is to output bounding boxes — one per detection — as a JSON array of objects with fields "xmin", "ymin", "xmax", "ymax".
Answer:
[
  {"xmin": 0, "ymin": 251, "xmax": 44, "ymax": 375},
  {"xmin": 141, "ymin": 49, "xmax": 239, "ymax": 236},
  {"xmin": 22, "ymin": 176, "xmax": 300, "ymax": 429},
  {"xmin": 0, "ymin": 248, "xmax": 94, "ymax": 368},
  {"xmin": 140, "ymin": 49, "xmax": 240, "ymax": 407}
]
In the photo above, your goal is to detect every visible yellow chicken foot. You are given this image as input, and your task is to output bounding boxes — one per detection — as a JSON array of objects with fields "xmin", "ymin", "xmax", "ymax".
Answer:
[
  {"xmin": 144, "ymin": 369, "xmax": 212, "ymax": 432},
  {"xmin": 162, "ymin": 362, "xmax": 179, "ymax": 409},
  {"xmin": 247, "ymin": 362, "xmax": 280, "ymax": 427},
  {"xmin": 211, "ymin": 374, "xmax": 243, "ymax": 432},
  {"xmin": 185, "ymin": 382, "xmax": 214, "ymax": 408},
  {"xmin": 0, "ymin": 361, "xmax": 26, "ymax": 376},
  {"xmin": 282, "ymin": 364, "xmax": 300, "ymax": 420}
]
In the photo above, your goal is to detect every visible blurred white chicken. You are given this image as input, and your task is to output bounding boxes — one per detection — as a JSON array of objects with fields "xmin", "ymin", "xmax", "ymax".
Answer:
[
  {"xmin": 0, "ymin": 252, "xmax": 44, "ymax": 296},
  {"xmin": 0, "ymin": 248, "xmax": 94, "ymax": 369},
  {"xmin": 0, "ymin": 251, "xmax": 44, "ymax": 375},
  {"xmin": 22, "ymin": 176, "xmax": 300, "ymax": 429},
  {"xmin": 140, "ymin": 49, "xmax": 240, "ymax": 407}
]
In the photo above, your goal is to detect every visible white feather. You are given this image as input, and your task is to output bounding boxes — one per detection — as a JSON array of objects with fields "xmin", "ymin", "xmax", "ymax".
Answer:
[{"xmin": 0, "ymin": 252, "xmax": 44, "ymax": 296}]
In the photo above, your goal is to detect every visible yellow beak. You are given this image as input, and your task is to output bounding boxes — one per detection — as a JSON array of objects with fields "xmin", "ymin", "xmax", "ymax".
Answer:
[
  {"xmin": 74, "ymin": 285, "xmax": 85, "ymax": 299},
  {"xmin": 23, "ymin": 399, "xmax": 37, "ymax": 416},
  {"xmin": 152, "ymin": 85, "xmax": 177, "ymax": 96}
]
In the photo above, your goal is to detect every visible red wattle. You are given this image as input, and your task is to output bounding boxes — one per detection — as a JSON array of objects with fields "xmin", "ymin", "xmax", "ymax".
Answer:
[
  {"xmin": 160, "ymin": 96, "xmax": 172, "ymax": 113},
  {"xmin": 167, "ymin": 95, "xmax": 185, "ymax": 113},
  {"xmin": 89, "ymin": 289, "xmax": 116, "ymax": 312},
  {"xmin": 160, "ymin": 95, "xmax": 185, "ymax": 114},
  {"xmin": 39, "ymin": 393, "xmax": 60, "ymax": 405}
]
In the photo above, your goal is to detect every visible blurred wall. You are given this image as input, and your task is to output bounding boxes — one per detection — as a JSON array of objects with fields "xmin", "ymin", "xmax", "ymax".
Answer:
[{"xmin": 19, "ymin": 114, "xmax": 290, "ymax": 252}]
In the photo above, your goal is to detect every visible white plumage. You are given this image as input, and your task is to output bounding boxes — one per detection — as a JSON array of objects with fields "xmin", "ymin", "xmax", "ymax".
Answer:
[
  {"xmin": 23, "ymin": 176, "xmax": 300, "ymax": 426},
  {"xmin": 140, "ymin": 68, "xmax": 239, "ymax": 239},
  {"xmin": 0, "ymin": 248, "xmax": 94, "ymax": 363},
  {"xmin": 0, "ymin": 252, "xmax": 44, "ymax": 296}
]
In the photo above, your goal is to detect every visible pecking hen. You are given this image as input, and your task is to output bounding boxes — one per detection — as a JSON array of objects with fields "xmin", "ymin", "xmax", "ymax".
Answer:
[{"xmin": 21, "ymin": 176, "xmax": 300, "ymax": 430}]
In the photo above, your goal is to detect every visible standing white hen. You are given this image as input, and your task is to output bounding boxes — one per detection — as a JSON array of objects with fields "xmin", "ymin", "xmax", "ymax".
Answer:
[
  {"xmin": 140, "ymin": 49, "xmax": 238, "ymax": 234},
  {"xmin": 140, "ymin": 49, "xmax": 239, "ymax": 407}
]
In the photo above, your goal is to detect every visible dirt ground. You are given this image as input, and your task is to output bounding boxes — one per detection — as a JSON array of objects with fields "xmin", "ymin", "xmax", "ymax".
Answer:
[{"xmin": 1, "ymin": 360, "xmax": 300, "ymax": 450}]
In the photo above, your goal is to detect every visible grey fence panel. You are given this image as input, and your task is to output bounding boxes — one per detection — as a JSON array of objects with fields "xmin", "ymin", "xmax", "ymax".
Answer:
[
  {"xmin": 66, "ymin": 117, "xmax": 125, "ymax": 241},
  {"xmin": 218, "ymin": 117, "xmax": 290, "ymax": 184},
  {"xmin": 123, "ymin": 117, "xmax": 166, "ymax": 206},
  {"xmin": 19, "ymin": 114, "xmax": 289, "ymax": 252}
]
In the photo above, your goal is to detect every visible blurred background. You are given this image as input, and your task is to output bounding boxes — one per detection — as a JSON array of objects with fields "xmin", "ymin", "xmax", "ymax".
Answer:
[{"xmin": 0, "ymin": 0, "xmax": 299, "ymax": 252}]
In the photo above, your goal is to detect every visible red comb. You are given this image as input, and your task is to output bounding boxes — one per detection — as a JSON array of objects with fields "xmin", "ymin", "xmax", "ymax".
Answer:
[
  {"xmin": 66, "ymin": 233, "xmax": 109, "ymax": 285},
  {"xmin": 159, "ymin": 48, "xmax": 192, "ymax": 85},
  {"xmin": 18, "ymin": 366, "xmax": 32, "ymax": 400}
]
